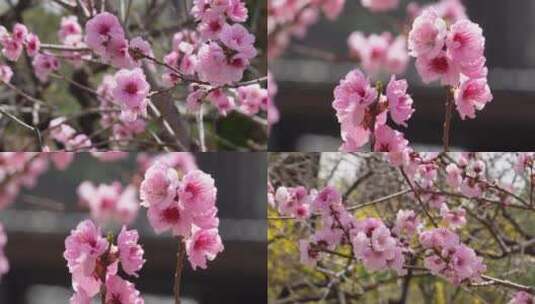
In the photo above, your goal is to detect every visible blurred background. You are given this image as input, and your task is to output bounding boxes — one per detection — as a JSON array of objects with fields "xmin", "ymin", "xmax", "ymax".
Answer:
[
  {"xmin": 0, "ymin": 153, "xmax": 267, "ymax": 303},
  {"xmin": 269, "ymin": 0, "xmax": 535, "ymax": 151}
]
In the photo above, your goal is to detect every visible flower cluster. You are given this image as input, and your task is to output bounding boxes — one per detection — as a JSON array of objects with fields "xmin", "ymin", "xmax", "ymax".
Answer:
[
  {"xmin": 48, "ymin": 117, "xmax": 92, "ymax": 151},
  {"xmin": 139, "ymin": 161, "xmax": 223, "ymax": 270},
  {"xmin": 347, "ymin": 32, "xmax": 409, "ymax": 75},
  {"xmin": 161, "ymin": 30, "xmax": 198, "ymax": 88},
  {"xmin": 408, "ymin": 8, "xmax": 492, "ymax": 119},
  {"xmin": 0, "ymin": 23, "xmax": 40, "ymax": 62},
  {"xmin": 96, "ymin": 74, "xmax": 147, "ymax": 143},
  {"xmin": 420, "ymin": 228, "xmax": 486, "ymax": 285},
  {"xmin": 58, "ymin": 16, "xmax": 89, "ymax": 67},
  {"xmin": 85, "ymin": 12, "xmax": 135, "ymax": 69},
  {"xmin": 0, "ymin": 23, "xmax": 65, "ymax": 83},
  {"xmin": 77, "ymin": 181, "xmax": 139, "ymax": 224},
  {"xmin": 332, "ymin": 69, "xmax": 412, "ymax": 152},
  {"xmin": 32, "ymin": 53, "xmax": 60, "ymax": 82},
  {"xmin": 275, "ymin": 185, "xmax": 407, "ymax": 275},
  {"xmin": 111, "ymin": 68, "xmax": 150, "ymax": 122},
  {"xmin": 191, "ymin": 0, "xmax": 256, "ymax": 86},
  {"xmin": 64, "ymin": 220, "xmax": 145, "ymax": 303},
  {"xmin": 271, "ymin": 152, "xmax": 535, "ymax": 288}
]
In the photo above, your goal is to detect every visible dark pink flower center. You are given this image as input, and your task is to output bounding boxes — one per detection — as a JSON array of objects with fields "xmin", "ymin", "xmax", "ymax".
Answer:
[
  {"xmin": 194, "ymin": 234, "xmax": 210, "ymax": 250},
  {"xmin": 431, "ymin": 56, "xmax": 449, "ymax": 73},
  {"xmin": 209, "ymin": 21, "xmax": 222, "ymax": 33},
  {"xmin": 462, "ymin": 83, "xmax": 480, "ymax": 100},
  {"xmin": 162, "ymin": 206, "xmax": 180, "ymax": 222},
  {"xmin": 125, "ymin": 82, "xmax": 138, "ymax": 95},
  {"xmin": 98, "ymin": 23, "xmax": 111, "ymax": 35}
]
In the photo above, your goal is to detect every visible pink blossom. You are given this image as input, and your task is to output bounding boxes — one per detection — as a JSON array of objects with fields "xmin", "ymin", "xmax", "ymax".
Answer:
[
  {"xmin": 237, "ymin": 84, "xmax": 267, "ymax": 115},
  {"xmin": 227, "ymin": 0, "xmax": 248, "ymax": 22},
  {"xmin": 386, "ymin": 76, "xmax": 414, "ymax": 126},
  {"xmin": 65, "ymin": 134, "xmax": 92, "ymax": 151},
  {"xmin": 104, "ymin": 37, "xmax": 135, "ymax": 69},
  {"xmin": 25, "ymin": 33, "xmax": 40, "ymax": 57},
  {"xmin": 196, "ymin": 42, "xmax": 248, "ymax": 85},
  {"xmin": 105, "ymin": 275, "xmax": 144, "ymax": 304},
  {"xmin": 440, "ymin": 205, "xmax": 466, "ymax": 229},
  {"xmin": 454, "ymin": 77, "xmax": 492, "ymax": 120},
  {"xmin": 393, "ymin": 209, "xmax": 420, "ymax": 237},
  {"xmin": 32, "ymin": 53, "xmax": 60, "ymax": 82},
  {"xmin": 59, "ymin": 16, "xmax": 83, "ymax": 43},
  {"xmin": 460, "ymin": 178, "xmax": 481, "ymax": 198},
  {"xmin": 419, "ymin": 228, "xmax": 459, "ymax": 250},
  {"xmin": 112, "ymin": 68, "xmax": 150, "ymax": 122},
  {"xmin": 408, "ymin": 9, "xmax": 447, "ymax": 59},
  {"xmin": 186, "ymin": 86, "xmax": 204, "ymax": 112},
  {"xmin": 424, "ymin": 255, "xmax": 446, "ymax": 275},
  {"xmin": 351, "ymin": 220, "xmax": 406, "ymax": 275},
  {"xmin": 198, "ymin": 11, "xmax": 227, "ymax": 40},
  {"xmin": 208, "ymin": 89, "xmax": 236, "ymax": 116},
  {"xmin": 84, "ymin": 12, "xmax": 125, "ymax": 55},
  {"xmin": 49, "ymin": 117, "xmax": 76, "ymax": 143},
  {"xmin": 63, "ymin": 220, "xmax": 108, "ymax": 297},
  {"xmin": 373, "ymin": 125, "xmax": 409, "ymax": 153},
  {"xmin": 446, "ymin": 20, "xmax": 485, "ymax": 64},
  {"xmin": 312, "ymin": 186, "xmax": 341, "ymax": 213},
  {"xmin": 1, "ymin": 35, "xmax": 24, "ymax": 61},
  {"xmin": 11, "ymin": 23, "xmax": 27, "ymax": 43},
  {"xmin": 129, "ymin": 36, "xmax": 154, "ymax": 67},
  {"xmin": 117, "ymin": 226, "xmax": 145, "ymax": 277},
  {"xmin": 147, "ymin": 200, "xmax": 193, "ymax": 237},
  {"xmin": 332, "ymin": 69, "xmax": 377, "ymax": 127},
  {"xmin": 186, "ymin": 228, "xmax": 224, "ymax": 270},
  {"xmin": 415, "ymin": 51, "xmax": 459, "ymax": 86},
  {"xmin": 219, "ymin": 23, "xmax": 257, "ymax": 58},
  {"xmin": 509, "ymin": 291, "xmax": 534, "ymax": 304},
  {"xmin": 0, "ymin": 64, "xmax": 13, "ymax": 83},
  {"xmin": 277, "ymin": 186, "xmax": 311, "ymax": 216},
  {"xmin": 178, "ymin": 169, "xmax": 217, "ymax": 214},
  {"xmin": 446, "ymin": 163, "xmax": 462, "ymax": 189},
  {"xmin": 450, "ymin": 245, "xmax": 486, "ymax": 284},
  {"xmin": 139, "ymin": 162, "xmax": 179, "ymax": 207},
  {"xmin": 361, "ymin": 0, "xmax": 399, "ymax": 12}
]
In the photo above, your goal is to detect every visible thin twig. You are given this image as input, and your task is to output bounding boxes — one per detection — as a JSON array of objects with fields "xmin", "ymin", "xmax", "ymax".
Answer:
[
  {"xmin": 0, "ymin": 107, "xmax": 43, "ymax": 151},
  {"xmin": 174, "ymin": 237, "xmax": 186, "ymax": 304},
  {"xmin": 399, "ymin": 167, "xmax": 438, "ymax": 227},
  {"xmin": 442, "ymin": 86, "xmax": 454, "ymax": 152}
]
